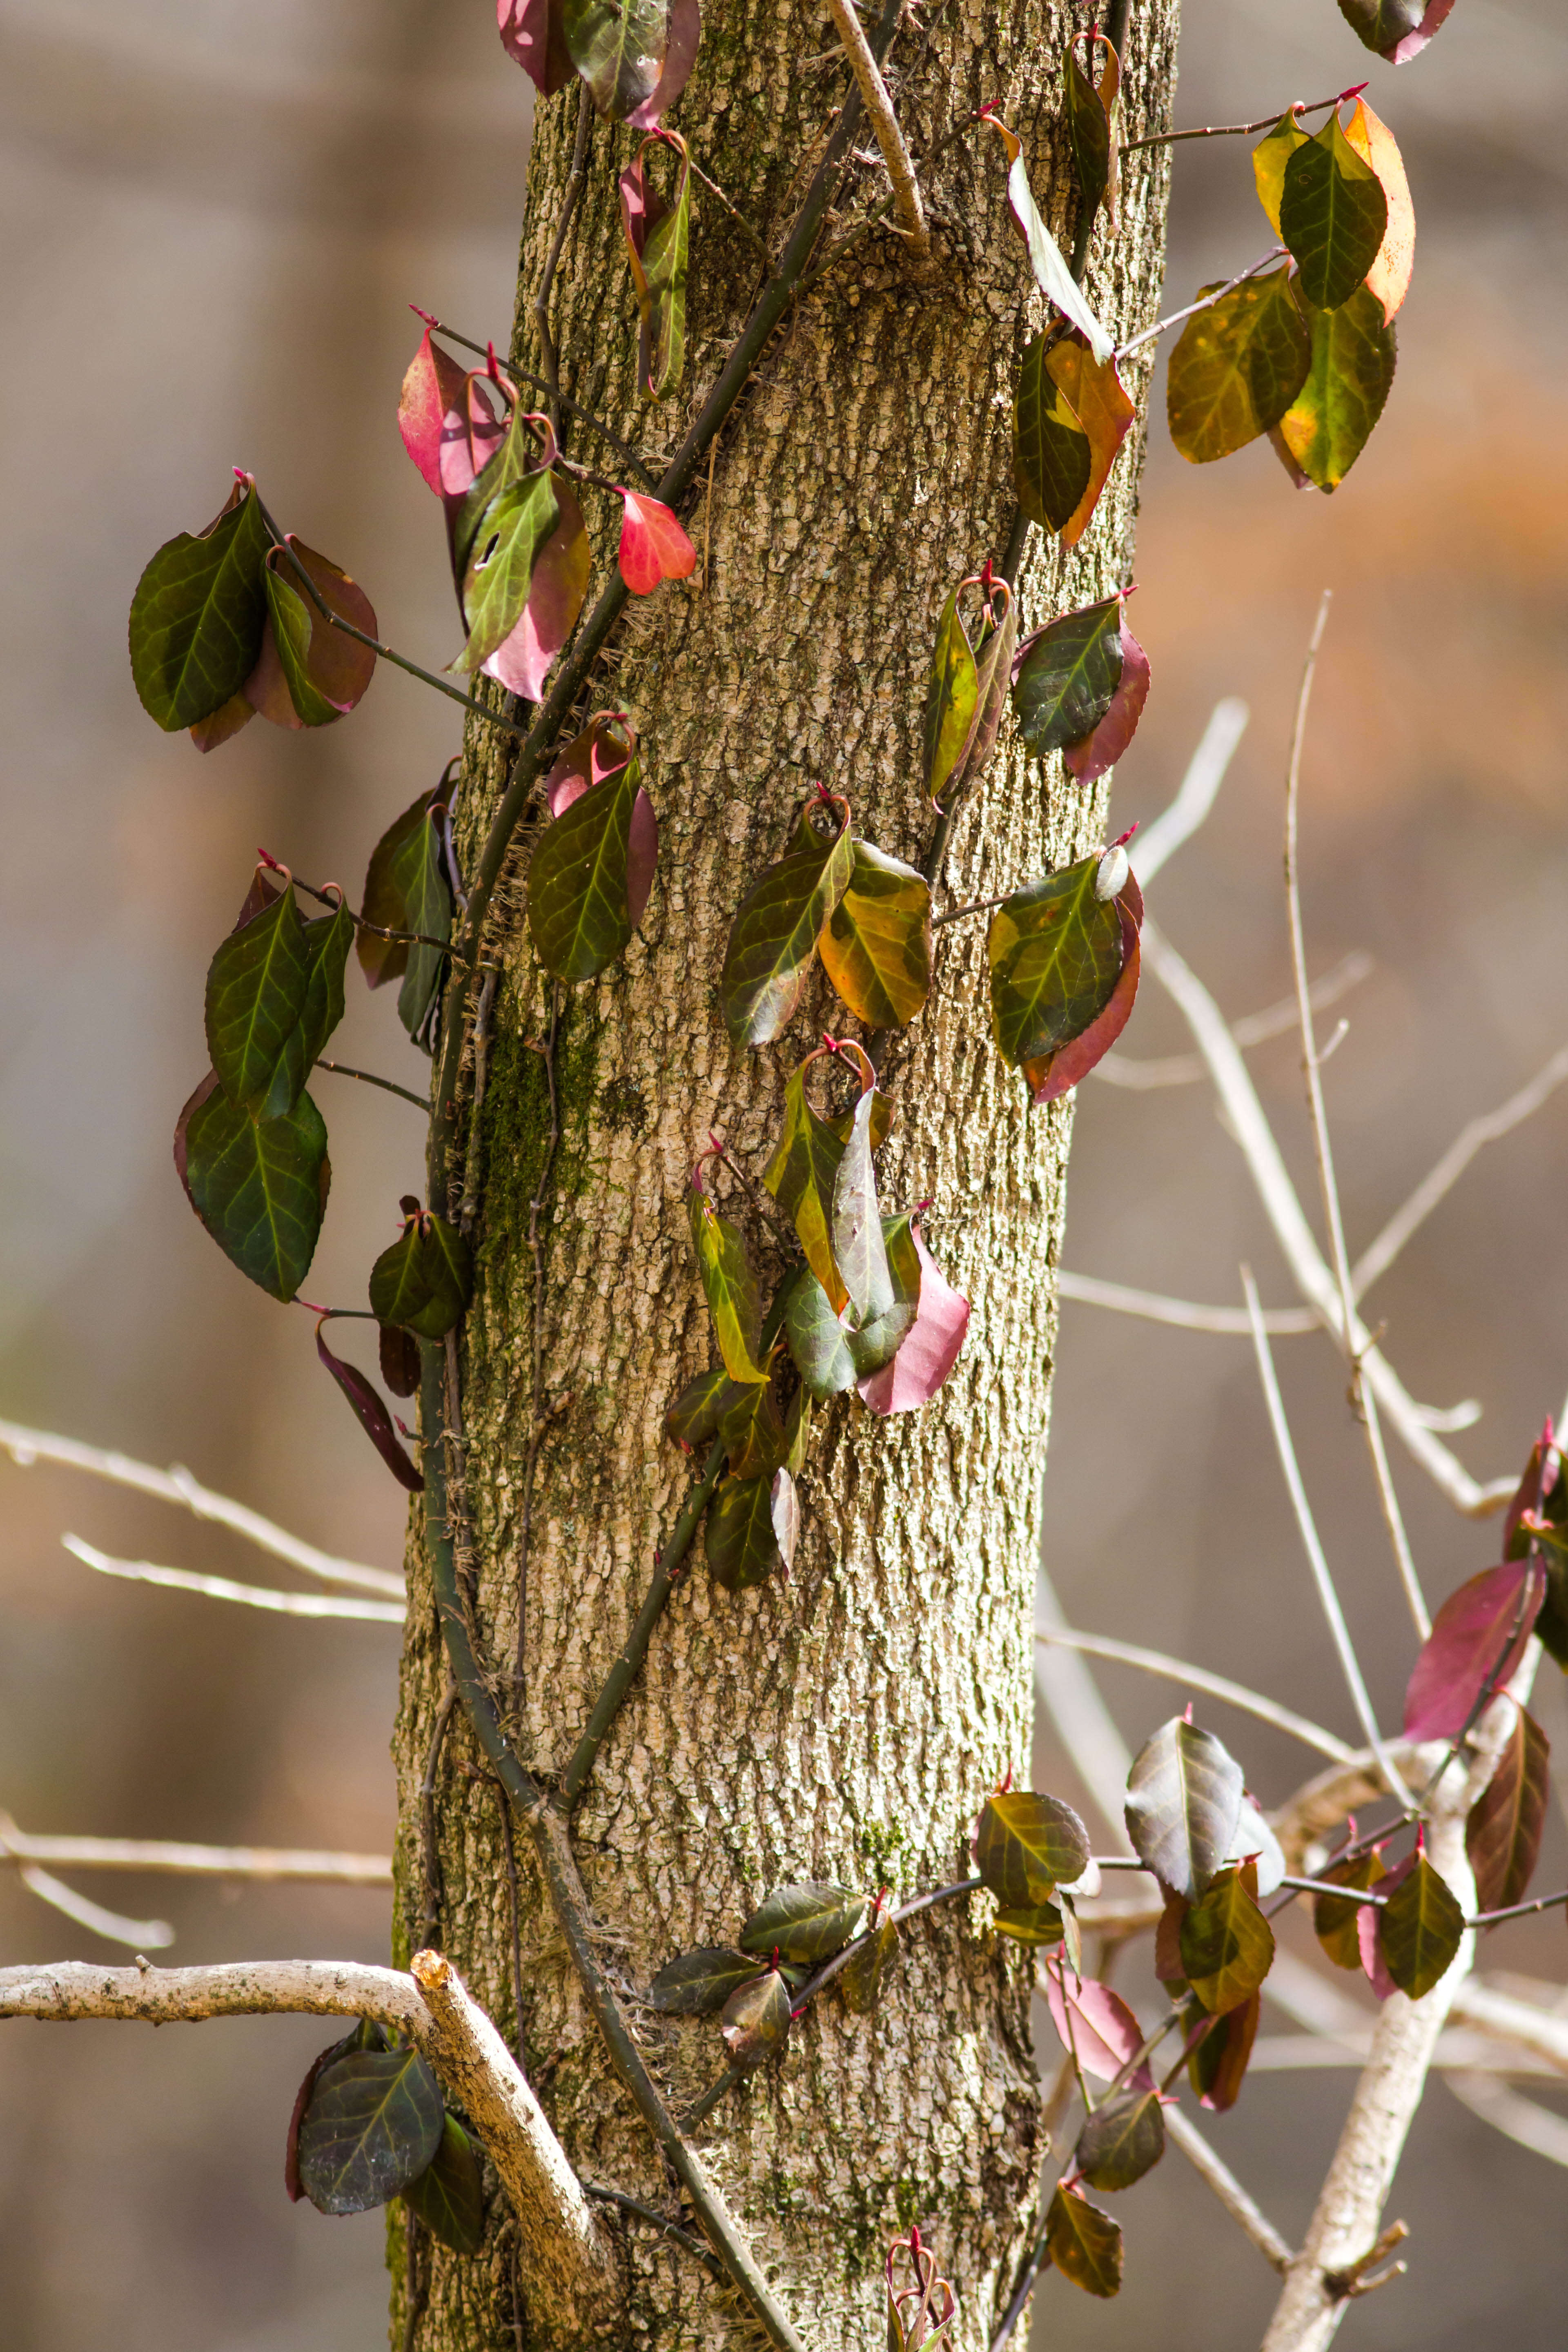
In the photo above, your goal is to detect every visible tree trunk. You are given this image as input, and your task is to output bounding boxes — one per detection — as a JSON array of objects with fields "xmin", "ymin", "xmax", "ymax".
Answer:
[{"xmin": 392, "ymin": 4, "xmax": 1178, "ymax": 2344}]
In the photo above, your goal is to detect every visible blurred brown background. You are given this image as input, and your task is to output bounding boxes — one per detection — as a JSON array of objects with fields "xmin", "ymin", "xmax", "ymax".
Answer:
[{"xmin": 0, "ymin": 0, "xmax": 1564, "ymax": 2343}]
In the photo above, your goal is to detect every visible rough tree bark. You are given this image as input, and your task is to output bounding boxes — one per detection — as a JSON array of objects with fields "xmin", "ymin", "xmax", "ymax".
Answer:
[{"xmin": 391, "ymin": 3, "xmax": 1178, "ymax": 2344}]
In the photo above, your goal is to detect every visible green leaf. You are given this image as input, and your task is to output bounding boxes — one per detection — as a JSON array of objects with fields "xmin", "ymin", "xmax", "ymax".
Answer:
[
  {"xmin": 391, "ymin": 806, "xmax": 454, "ymax": 1041},
  {"xmin": 648, "ymin": 1947, "xmax": 762, "ymax": 2014},
  {"xmin": 764, "ymin": 1062, "xmax": 849, "ymax": 1314},
  {"xmin": 947, "ymin": 590, "xmax": 1019, "ymax": 806},
  {"xmin": 688, "ymin": 1189, "xmax": 769, "ymax": 1384},
  {"xmin": 1074, "ymin": 2086, "xmax": 1165, "ymax": 2193},
  {"xmin": 1279, "ymin": 110, "xmax": 1388, "ymax": 313},
  {"xmin": 564, "ymin": 0, "xmax": 677, "ymax": 119},
  {"xmin": 294, "ymin": 900, "xmax": 355, "ymax": 1083},
  {"xmin": 369, "ymin": 1207, "xmax": 472, "ymax": 1341},
  {"xmin": 359, "ymin": 791, "xmax": 438, "ymax": 990},
  {"xmin": 1011, "ymin": 596, "xmax": 1124, "ymax": 757},
  {"xmin": 976, "ymin": 1792, "xmax": 1090, "ymax": 1908},
  {"xmin": 1046, "ymin": 2183, "xmax": 1123, "ymax": 2299},
  {"xmin": 1064, "ymin": 44, "xmax": 1112, "ymax": 230},
  {"xmin": 993, "ymin": 1902, "xmax": 1065, "ymax": 1946},
  {"xmin": 922, "ymin": 588, "xmax": 979, "ymax": 807},
  {"xmin": 741, "ymin": 1881, "xmax": 869, "ymax": 1964},
  {"xmin": 782, "ymin": 1383, "xmax": 811, "ymax": 1476},
  {"xmin": 1123, "ymin": 1717, "xmax": 1243, "ymax": 1900},
  {"xmin": 1377, "ymin": 1850, "xmax": 1465, "ymax": 1999},
  {"xmin": 1276, "ymin": 283, "xmax": 1396, "ymax": 491},
  {"xmin": 176, "ymin": 1074, "xmax": 329, "ymax": 1302},
  {"xmin": 831, "ymin": 1084, "xmax": 892, "ymax": 1324},
  {"xmin": 528, "ymin": 754, "xmax": 642, "ymax": 983},
  {"xmin": 453, "ymin": 470, "xmax": 561, "ymax": 675},
  {"xmin": 129, "ymin": 474, "xmax": 272, "ymax": 731},
  {"xmin": 719, "ymin": 1378, "xmax": 787, "ymax": 1479},
  {"xmin": 820, "ymin": 842, "xmax": 932, "ymax": 1029},
  {"xmin": 296, "ymin": 2045, "xmax": 444, "ymax": 2216},
  {"xmin": 719, "ymin": 800, "xmax": 855, "ymax": 1047},
  {"xmin": 1178, "ymin": 1862, "xmax": 1275, "ymax": 2013},
  {"xmin": 1252, "ymin": 110, "xmax": 1309, "ymax": 236},
  {"xmin": 626, "ymin": 138, "xmax": 691, "ymax": 398},
  {"xmin": 665, "ymin": 1366, "xmax": 733, "ymax": 1448},
  {"xmin": 838, "ymin": 1918, "xmax": 898, "ymax": 2014},
  {"xmin": 1166, "ymin": 266, "xmax": 1312, "ymax": 463},
  {"xmin": 845, "ymin": 1214, "xmax": 921, "ymax": 1377},
  {"xmin": 1014, "ymin": 333, "xmax": 1092, "ymax": 536},
  {"xmin": 402, "ymin": 2113, "xmax": 485, "ymax": 2255},
  {"xmin": 705, "ymin": 1472, "xmax": 780, "ymax": 1590},
  {"xmin": 1467, "ymin": 1705, "xmax": 1550, "ymax": 1916},
  {"xmin": 987, "ymin": 854, "xmax": 1125, "ymax": 1071},
  {"xmin": 719, "ymin": 1967, "xmax": 792, "ymax": 2067},
  {"xmin": 1313, "ymin": 1852, "xmax": 1385, "ymax": 1971},
  {"xmin": 780, "ymin": 1264, "xmax": 857, "ymax": 1399},
  {"xmin": 261, "ymin": 559, "xmax": 341, "ymax": 728},
  {"xmin": 205, "ymin": 878, "xmax": 310, "ymax": 1116}
]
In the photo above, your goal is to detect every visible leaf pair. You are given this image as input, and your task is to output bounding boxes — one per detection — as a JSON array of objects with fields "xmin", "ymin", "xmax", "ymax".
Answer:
[
  {"xmin": 719, "ymin": 793, "xmax": 856, "ymax": 1047},
  {"xmin": 1015, "ymin": 332, "xmax": 1134, "ymax": 548},
  {"xmin": 370, "ymin": 1196, "xmax": 474, "ymax": 1341},
  {"xmin": 764, "ymin": 1043, "xmax": 891, "ymax": 1317},
  {"xmin": 529, "ymin": 715, "xmax": 658, "ymax": 981},
  {"xmin": 978, "ymin": 110, "xmax": 1114, "ymax": 365},
  {"xmin": 1178, "ymin": 1859, "xmax": 1274, "ymax": 2015},
  {"xmin": 987, "ymin": 840, "xmax": 1144, "ymax": 1105},
  {"xmin": 620, "ymin": 132, "xmax": 690, "ymax": 399},
  {"xmin": 923, "ymin": 572, "xmax": 1019, "ymax": 811},
  {"xmin": 359, "ymin": 788, "xmax": 454, "ymax": 1043},
  {"xmin": 1256, "ymin": 100, "xmax": 1414, "ymax": 327},
  {"xmin": 1011, "ymin": 592, "xmax": 1149, "ymax": 780},
  {"xmin": 129, "ymin": 474, "xmax": 377, "ymax": 748},
  {"xmin": 287, "ymin": 2023, "xmax": 482, "ymax": 2253}
]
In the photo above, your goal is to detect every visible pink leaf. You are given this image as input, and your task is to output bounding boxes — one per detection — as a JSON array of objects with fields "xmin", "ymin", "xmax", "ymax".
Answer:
[
  {"xmin": 618, "ymin": 491, "xmax": 697, "ymax": 595},
  {"xmin": 628, "ymin": 788, "xmax": 659, "ymax": 925},
  {"xmin": 439, "ymin": 374, "xmax": 508, "ymax": 506},
  {"xmin": 1026, "ymin": 878, "xmax": 1144, "ymax": 1107},
  {"xmin": 626, "ymin": 0, "xmax": 701, "ymax": 127},
  {"xmin": 1357, "ymin": 1850, "xmax": 1409, "ymax": 2001},
  {"xmin": 1043, "ymin": 1969, "xmax": 1151, "ymax": 2086},
  {"xmin": 399, "ymin": 327, "xmax": 471, "ymax": 497},
  {"xmin": 481, "ymin": 479, "xmax": 590, "ymax": 702},
  {"xmin": 1402, "ymin": 1561, "xmax": 1544, "ymax": 1742},
  {"xmin": 497, "ymin": 0, "xmax": 573, "ymax": 94},
  {"xmin": 858, "ymin": 1220, "xmax": 970, "ymax": 1415},
  {"xmin": 1387, "ymin": 0, "xmax": 1455, "ymax": 63},
  {"xmin": 1062, "ymin": 617, "xmax": 1151, "ymax": 787},
  {"xmin": 543, "ymin": 715, "xmax": 634, "ymax": 815}
]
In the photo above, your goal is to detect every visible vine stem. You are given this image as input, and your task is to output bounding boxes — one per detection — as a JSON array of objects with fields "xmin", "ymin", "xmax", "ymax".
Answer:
[
  {"xmin": 418, "ymin": 1348, "xmax": 808, "ymax": 2352},
  {"xmin": 314, "ymin": 1058, "xmax": 430, "ymax": 1113},
  {"xmin": 1123, "ymin": 91, "xmax": 1350, "ymax": 152}
]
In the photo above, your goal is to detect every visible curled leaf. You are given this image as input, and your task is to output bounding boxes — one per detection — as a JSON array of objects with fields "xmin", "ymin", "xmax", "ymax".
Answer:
[
  {"xmin": 720, "ymin": 1967, "xmax": 792, "ymax": 2067},
  {"xmin": 831, "ymin": 1079, "xmax": 893, "ymax": 1325},
  {"xmin": 620, "ymin": 133, "xmax": 691, "ymax": 399},
  {"xmin": 837, "ymin": 1916, "xmax": 898, "ymax": 2013},
  {"xmin": 1063, "ymin": 34, "xmax": 1120, "ymax": 238},
  {"xmin": 1014, "ymin": 335, "xmax": 1091, "ymax": 536},
  {"xmin": 402, "ymin": 2113, "xmax": 484, "ymax": 2255},
  {"xmin": 688, "ymin": 1185, "xmax": 769, "ymax": 1384},
  {"xmin": 1045, "ymin": 335, "xmax": 1134, "ymax": 548},
  {"xmin": 764, "ymin": 1050, "xmax": 850, "ymax": 1313},
  {"xmin": 922, "ymin": 586, "xmax": 980, "ymax": 808},
  {"xmin": 1062, "ymin": 615, "xmax": 1149, "ymax": 786},
  {"xmin": 1343, "ymin": 97, "xmax": 1414, "ymax": 323},
  {"xmin": 247, "ymin": 539, "xmax": 377, "ymax": 727},
  {"xmin": 369, "ymin": 1204, "xmax": 473, "ymax": 1342},
  {"xmin": 780, "ymin": 1263, "xmax": 858, "ymax": 1400},
  {"xmin": 1187, "ymin": 1989, "xmax": 1260, "ymax": 2111},
  {"xmin": 771, "ymin": 1466, "xmax": 800, "ymax": 1571},
  {"xmin": 980, "ymin": 111, "xmax": 1114, "ymax": 364},
  {"xmin": 317, "ymin": 1321, "xmax": 424, "ymax": 1492},
  {"xmin": 1467, "ymin": 1704, "xmax": 1550, "ymax": 1916}
]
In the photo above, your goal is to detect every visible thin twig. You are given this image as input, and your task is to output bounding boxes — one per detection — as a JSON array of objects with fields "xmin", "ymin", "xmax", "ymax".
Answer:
[
  {"xmin": 0, "ymin": 1813, "xmax": 389, "ymax": 1883},
  {"xmin": 1034, "ymin": 1628, "xmax": 1355, "ymax": 1761},
  {"xmin": 1165, "ymin": 2105, "xmax": 1294, "ymax": 2273},
  {"xmin": 0, "ymin": 1418, "xmax": 401, "ymax": 1596},
  {"xmin": 822, "ymin": 0, "xmax": 929, "ymax": 256},
  {"xmin": 536, "ymin": 87, "xmax": 594, "ymax": 442},
  {"xmin": 931, "ymin": 890, "xmax": 1011, "ymax": 928},
  {"xmin": 1118, "ymin": 247, "xmax": 1286, "ymax": 360},
  {"xmin": 1241, "ymin": 1267, "xmax": 1416, "ymax": 1809},
  {"xmin": 314, "ymin": 1059, "xmax": 430, "ymax": 1114},
  {"xmin": 1281, "ymin": 592, "xmax": 1428, "ymax": 1639},
  {"xmin": 1094, "ymin": 954, "xmax": 1373, "ymax": 1090},
  {"xmin": 1471, "ymin": 1884, "xmax": 1568, "ymax": 1930},
  {"xmin": 11, "ymin": 1865, "xmax": 173, "ymax": 1947},
  {"xmin": 1056, "ymin": 1271, "xmax": 1319, "ymax": 1336},
  {"xmin": 584, "ymin": 2185, "xmax": 727, "ymax": 2277},
  {"xmin": 61, "ymin": 1535, "xmax": 406, "ymax": 1622},
  {"xmin": 516, "ymin": 982, "xmax": 562, "ymax": 1697},
  {"xmin": 1123, "ymin": 93, "xmax": 1348, "ymax": 151},
  {"xmin": 688, "ymin": 156, "xmax": 771, "ymax": 257},
  {"xmin": 1131, "ymin": 698, "xmax": 1252, "ymax": 886}
]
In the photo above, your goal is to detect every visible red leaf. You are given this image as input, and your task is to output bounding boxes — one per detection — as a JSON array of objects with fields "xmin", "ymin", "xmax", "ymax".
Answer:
[
  {"xmin": 1191, "ymin": 1989, "xmax": 1259, "ymax": 2111},
  {"xmin": 1062, "ymin": 617, "xmax": 1151, "ymax": 787},
  {"xmin": 618, "ymin": 491, "xmax": 697, "ymax": 595},
  {"xmin": 1357, "ymin": 1849, "xmax": 1409, "ymax": 2001},
  {"xmin": 1024, "ymin": 878, "xmax": 1144, "ymax": 1107},
  {"xmin": 544, "ymin": 717, "xmax": 633, "ymax": 815},
  {"xmin": 245, "ymin": 539, "xmax": 378, "ymax": 728},
  {"xmin": 497, "ymin": 0, "xmax": 573, "ymax": 95},
  {"xmin": 1503, "ymin": 1418, "xmax": 1557, "ymax": 1560},
  {"xmin": 857, "ymin": 1218, "xmax": 970, "ymax": 1415},
  {"xmin": 1387, "ymin": 0, "xmax": 1454, "ymax": 64},
  {"xmin": 1402, "ymin": 1560, "xmax": 1544, "ymax": 1741},
  {"xmin": 481, "ymin": 480, "xmax": 589, "ymax": 702},
  {"xmin": 440, "ymin": 373, "xmax": 508, "ymax": 505},
  {"xmin": 399, "ymin": 327, "xmax": 471, "ymax": 497},
  {"xmin": 1043, "ymin": 1968, "xmax": 1151, "ymax": 2087},
  {"xmin": 626, "ymin": 0, "xmax": 701, "ymax": 127},
  {"xmin": 316, "ymin": 1321, "xmax": 424, "ymax": 1492}
]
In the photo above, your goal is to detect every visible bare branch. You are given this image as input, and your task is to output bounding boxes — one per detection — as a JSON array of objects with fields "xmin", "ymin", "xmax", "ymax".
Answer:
[
  {"xmin": 1056, "ymin": 1270, "xmax": 1319, "ymax": 1336},
  {"xmin": 11, "ymin": 1864, "xmax": 172, "ymax": 1948},
  {"xmin": 0, "ymin": 1812, "xmax": 390, "ymax": 1886},
  {"xmin": 62, "ymin": 1535, "xmax": 406, "ymax": 1623},
  {"xmin": 0, "ymin": 1418, "xmax": 402, "ymax": 1596},
  {"xmin": 1035, "ymin": 1627, "xmax": 1356, "ymax": 1762},
  {"xmin": 1352, "ymin": 1042, "xmax": 1568, "ymax": 1301},
  {"xmin": 1443, "ymin": 2071, "xmax": 1568, "ymax": 2167},
  {"xmin": 1242, "ymin": 1270, "xmax": 1415, "ymax": 1809},
  {"xmin": 0, "ymin": 1958, "xmax": 427, "ymax": 2032},
  {"xmin": 1448, "ymin": 1979, "xmax": 1568, "ymax": 2080},
  {"xmin": 1093, "ymin": 953, "xmax": 1372, "ymax": 1089},
  {"xmin": 823, "ymin": 0, "xmax": 929, "ymax": 256},
  {"xmin": 1165, "ymin": 2106, "xmax": 1294, "ymax": 2273},
  {"xmin": 1129, "ymin": 697, "xmax": 1251, "ymax": 886}
]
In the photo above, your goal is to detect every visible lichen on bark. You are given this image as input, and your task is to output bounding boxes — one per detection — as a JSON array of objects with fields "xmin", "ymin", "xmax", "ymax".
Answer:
[{"xmin": 391, "ymin": 2, "xmax": 1178, "ymax": 2343}]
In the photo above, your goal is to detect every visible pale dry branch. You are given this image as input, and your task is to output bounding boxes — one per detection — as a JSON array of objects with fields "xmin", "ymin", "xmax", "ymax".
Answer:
[
  {"xmin": 1094, "ymin": 953, "xmax": 1372, "ymax": 1090},
  {"xmin": 1129, "ymin": 696, "xmax": 1250, "ymax": 887},
  {"xmin": 1056, "ymin": 1271, "xmax": 1319, "ymax": 1336},
  {"xmin": 1164, "ymin": 2106, "xmax": 1294, "ymax": 2273},
  {"xmin": 0, "ymin": 1957, "xmax": 427, "ymax": 2031},
  {"xmin": 1034, "ymin": 1627, "xmax": 1355, "ymax": 1762},
  {"xmin": 1250, "ymin": 2033, "xmax": 1562, "ymax": 2080},
  {"xmin": 0, "ymin": 1418, "xmax": 403, "ymax": 1596},
  {"xmin": 63, "ymin": 1535, "xmax": 407, "ymax": 1622},
  {"xmin": 1351, "ymin": 1042, "xmax": 1568, "ymax": 1301},
  {"xmin": 1267, "ymin": 1747, "xmax": 1423, "ymax": 1870},
  {"xmin": 0, "ymin": 1812, "xmax": 391, "ymax": 1886},
  {"xmin": 1143, "ymin": 922, "xmax": 1514, "ymax": 1515},
  {"xmin": 10, "ymin": 1864, "xmax": 173, "ymax": 1948},
  {"xmin": 823, "ymin": 0, "xmax": 928, "ymax": 255},
  {"xmin": 1443, "ymin": 2071, "xmax": 1568, "ymax": 2167},
  {"xmin": 1447, "ymin": 1978, "xmax": 1568, "ymax": 2080}
]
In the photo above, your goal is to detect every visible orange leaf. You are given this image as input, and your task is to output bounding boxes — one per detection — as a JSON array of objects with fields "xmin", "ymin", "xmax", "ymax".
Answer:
[
  {"xmin": 1045, "ymin": 335, "xmax": 1135, "ymax": 548},
  {"xmin": 1343, "ymin": 99, "xmax": 1414, "ymax": 324}
]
